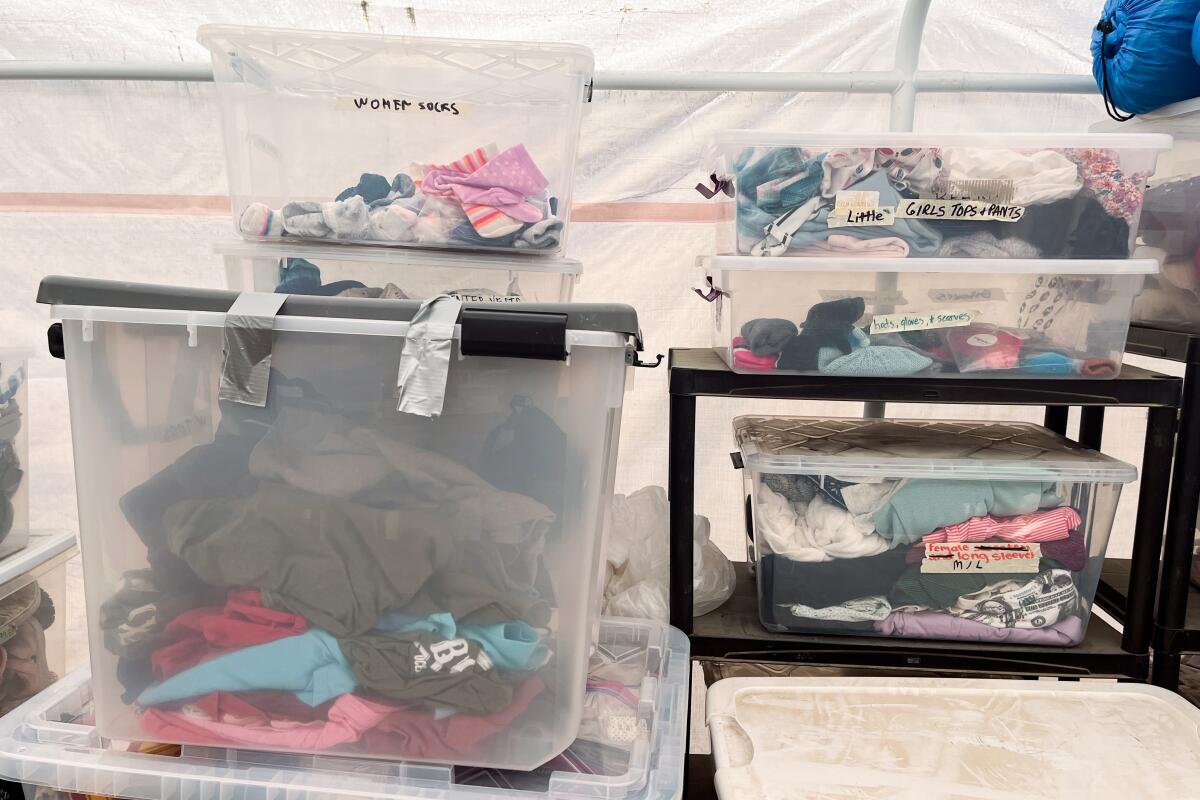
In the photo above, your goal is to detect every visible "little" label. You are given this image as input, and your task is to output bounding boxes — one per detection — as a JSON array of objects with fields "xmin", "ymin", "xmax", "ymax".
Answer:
[
  {"xmin": 827, "ymin": 206, "xmax": 896, "ymax": 228},
  {"xmin": 920, "ymin": 542, "xmax": 1041, "ymax": 574},
  {"xmin": 869, "ymin": 308, "xmax": 975, "ymax": 334}
]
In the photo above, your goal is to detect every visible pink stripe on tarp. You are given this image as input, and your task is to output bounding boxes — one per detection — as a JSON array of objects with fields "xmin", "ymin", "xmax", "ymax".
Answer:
[
  {"xmin": 0, "ymin": 193, "xmax": 733, "ymax": 223},
  {"xmin": 0, "ymin": 193, "xmax": 230, "ymax": 215}
]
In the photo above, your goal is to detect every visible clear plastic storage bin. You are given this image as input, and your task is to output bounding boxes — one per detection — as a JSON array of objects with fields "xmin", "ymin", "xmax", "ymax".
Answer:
[
  {"xmin": 38, "ymin": 276, "xmax": 642, "ymax": 770},
  {"xmin": 701, "ymin": 255, "xmax": 1154, "ymax": 378},
  {"xmin": 219, "ymin": 241, "xmax": 581, "ymax": 302},
  {"xmin": 0, "ymin": 354, "xmax": 28, "ymax": 559},
  {"xmin": 199, "ymin": 25, "xmax": 592, "ymax": 255},
  {"xmin": 735, "ymin": 416, "xmax": 1135, "ymax": 646},
  {"xmin": 708, "ymin": 131, "xmax": 1170, "ymax": 259},
  {"xmin": 0, "ymin": 618, "xmax": 688, "ymax": 800},
  {"xmin": 1093, "ymin": 108, "xmax": 1200, "ymax": 329},
  {"xmin": 0, "ymin": 531, "xmax": 76, "ymax": 717},
  {"xmin": 707, "ymin": 677, "xmax": 1200, "ymax": 799}
]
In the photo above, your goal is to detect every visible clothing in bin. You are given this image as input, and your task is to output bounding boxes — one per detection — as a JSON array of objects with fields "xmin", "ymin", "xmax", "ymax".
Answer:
[
  {"xmin": 720, "ymin": 133, "xmax": 1169, "ymax": 259},
  {"xmin": 709, "ymin": 256, "xmax": 1155, "ymax": 379},
  {"xmin": 240, "ymin": 149, "xmax": 564, "ymax": 251},
  {"xmin": 0, "ymin": 579, "xmax": 56, "ymax": 714},
  {"xmin": 218, "ymin": 240, "xmax": 582, "ymax": 303},
  {"xmin": 736, "ymin": 417, "xmax": 1136, "ymax": 645},
  {"xmin": 41, "ymin": 277, "xmax": 638, "ymax": 770},
  {"xmin": 109, "ymin": 386, "xmax": 562, "ymax": 756}
]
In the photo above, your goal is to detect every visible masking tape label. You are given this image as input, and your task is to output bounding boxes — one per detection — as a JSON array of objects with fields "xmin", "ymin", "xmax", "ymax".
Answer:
[
  {"xmin": 921, "ymin": 542, "xmax": 1042, "ymax": 574},
  {"xmin": 870, "ymin": 308, "xmax": 975, "ymax": 334},
  {"xmin": 896, "ymin": 198, "xmax": 1025, "ymax": 222}
]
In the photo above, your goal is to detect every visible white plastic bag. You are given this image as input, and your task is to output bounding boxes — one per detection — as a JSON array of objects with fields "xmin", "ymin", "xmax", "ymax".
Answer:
[{"xmin": 603, "ymin": 485, "xmax": 736, "ymax": 622}]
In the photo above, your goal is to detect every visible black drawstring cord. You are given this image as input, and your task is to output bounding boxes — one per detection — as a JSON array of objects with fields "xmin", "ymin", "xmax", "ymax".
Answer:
[{"xmin": 1097, "ymin": 18, "xmax": 1135, "ymax": 122}]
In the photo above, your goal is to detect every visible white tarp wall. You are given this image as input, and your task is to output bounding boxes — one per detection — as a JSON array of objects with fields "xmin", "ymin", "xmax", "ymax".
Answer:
[{"xmin": 0, "ymin": 2, "xmax": 1175, "ymax": 664}]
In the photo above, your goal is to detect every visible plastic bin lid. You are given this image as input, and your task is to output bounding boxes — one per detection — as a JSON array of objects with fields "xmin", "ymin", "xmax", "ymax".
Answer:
[
  {"xmin": 1091, "ymin": 97, "xmax": 1200, "ymax": 133},
  {"xmin": 698, "ymin": 254, "xmax": 1160, "ymax": 275},
  {"xmin": 733, "ymin": 416, "xmax": 1137, "ymax": 483},
  {"xmin": 36, "ymin": 276, "xmax": 637, "ymax": 338},
  {"xmin": 706, "ymin": 677, "xmax": 1200, "ymax": 799},
  {"xmin": 197, "ymin": 24, "xmax": 594, "ymax": 70},
  {"xmin": 711, "ymin": 129, "xmax": 1173, "ymax": 150},
  {"xmin": 0, "ymin": 618, "xmax": 688, "ymax": 800},
  {"xmin": 215, "ymin": 241, "xmax": 584, "ymax": 276},
  {"xmin": 0, "ymin": 531, "xmax": 76, "ymax": 588}
]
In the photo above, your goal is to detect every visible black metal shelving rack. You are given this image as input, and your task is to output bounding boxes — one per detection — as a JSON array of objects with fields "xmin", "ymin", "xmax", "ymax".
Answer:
[
  {"xmin": 666, "ymin": 346, "xmax": 1184, "ymax": 796},
  {"xmin": 1092, "ymin": 323, "xmax": 1200, "ymax": 690}
]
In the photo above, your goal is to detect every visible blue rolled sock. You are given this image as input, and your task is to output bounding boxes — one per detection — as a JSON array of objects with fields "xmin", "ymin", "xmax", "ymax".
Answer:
[
  {"xmin": 275, "ymin": 258, "xmax": 322, "ymax": 293},
  {"xmin": 1020, "ymin": 352, "xmax": 1077, "ymax": 374},
  {"xmin": 337, "ymin": 173, "xmax": 391, "ymax": 204}
]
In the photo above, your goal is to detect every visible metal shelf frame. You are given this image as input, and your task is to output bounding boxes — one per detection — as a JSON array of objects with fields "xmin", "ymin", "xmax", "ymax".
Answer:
[{"xmin": 667, "ymin": 348, "xmax": 1182, "ymax": 686}]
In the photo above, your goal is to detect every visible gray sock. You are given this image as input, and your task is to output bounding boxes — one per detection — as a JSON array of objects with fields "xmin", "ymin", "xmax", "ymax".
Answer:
[
  {"xmin": 281, "ymin": 201, "xmax": 332, "ymax": 238},
  {"xmin": 321, "ymin": 196, "xmax": 370, "ymax": 240},
  {"xmin": 741, "ymin": 318, "xmax": 800, "ymax": 356},
  {"xmin": 391, "ymin": 173, "xmax": 416, "ymax": 197},
  {"xmin": 513, "ymin": 217, "xmax": 563, "ymax": 250},
  {"xmin": 934, "ymin": 231, "xmax": 1041, "ymax": 258}
]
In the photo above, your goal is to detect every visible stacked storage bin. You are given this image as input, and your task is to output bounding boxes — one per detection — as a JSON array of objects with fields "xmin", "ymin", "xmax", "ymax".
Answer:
[
  {"xmin": 700, "ymin": 132, "xmax": 1170, "ymax": 378},
  {"xmin": 200, "ymin": 25, "xmax": 591, "ymax": 299},
  {"xmin": 0, "ymin": 531, "xmax": 77, "ymax": 723},
  {"xmin": 0, "ymin": 354, "xmax": 30, "ymax": 561},
  {"xmin": 220, "ymin": 241, "xmax": 582, "ymax": 303},
  {"xmin": 1091, "ymin": 109, "xmax": 1200, "ymax": 330},
  {"xmin": 0, "ymin": 352, "xmax": 77, "ymax": 735},
  {"xmin": 0, "ymin": 618, "xmax": 688, "ymax": 800},
  {"xmin": 735, "ymin": 417, "xmax": 1135, "ymax": 644},
  {"xmin": 696, "ymin": 131, "xmax": 1171, "ymax": 647}
]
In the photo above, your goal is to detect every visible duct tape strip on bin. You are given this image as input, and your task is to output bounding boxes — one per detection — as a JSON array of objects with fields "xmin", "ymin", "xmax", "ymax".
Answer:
[
  {"xmin": 219, "ymin": 292, "xmax": 286, "ymax": 407},
  {"xmin": 396, "ymin": 294, "xmax": 464, "ymax": 418}
]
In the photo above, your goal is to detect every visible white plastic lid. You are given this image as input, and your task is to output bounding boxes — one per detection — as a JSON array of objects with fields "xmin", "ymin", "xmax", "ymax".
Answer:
[
  {"xmin": 1091, "ymin": 98, "xmax": 1200, "ymax": 131},
  {"xmin": 699, "ymin": 255, "xmax": 1160, "ymax": 275},
  {"xmin": 733, "ymin": 416, "xmax": 1137, "ymax": 483},
  {"xmin": 197, "ymin": 24, "xmax": 594, "ymax": 70},
  {"xmin": 215, "ymin": 241, "xmax": 584, "ymax": 276},
  {"xmin": 707, "ymin": 677, "xmax": 1200, "ymax": 800},
  {"xmin": 0, "ymin": 531, "xmax": 76, "ymax": 588},
  {"xmin": 712, "ymin": 129, "xmax": 1174, "ymax": 150}
]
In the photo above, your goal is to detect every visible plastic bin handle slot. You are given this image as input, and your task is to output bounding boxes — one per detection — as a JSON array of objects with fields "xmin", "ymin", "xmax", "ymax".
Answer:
[{"xmin": 218, "ymin": 292, "xmax": 286, "ymax": 407}]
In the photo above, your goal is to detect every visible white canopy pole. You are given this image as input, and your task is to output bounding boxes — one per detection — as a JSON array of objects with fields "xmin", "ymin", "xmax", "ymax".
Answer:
[
  {"xmin": 863, "ymin": 0, "xmax": 933, "ymax": 419},
  {"xmin": 0, "ymin": 61, "xmax": 1100, "ymax": 96}
]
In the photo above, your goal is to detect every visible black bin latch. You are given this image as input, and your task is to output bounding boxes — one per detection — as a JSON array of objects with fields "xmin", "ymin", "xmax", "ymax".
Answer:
[{"xmin": 459, "ymin": 309, "xmax": 568, "ymax": 361}]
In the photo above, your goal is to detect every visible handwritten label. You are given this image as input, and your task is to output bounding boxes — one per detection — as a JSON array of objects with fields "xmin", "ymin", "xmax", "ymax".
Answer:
[
  {"xmin": 827, "ymin": 206, "xmax": 896, "ymax": 228},
  {"xmin": 930, "ymin": 177, "xmax": 1016, "ymax": 204},
  {"xmin": 921, "ymin": 542, "xmax": 1041, "ymax": 574},
  {"xmin": 819, "ymin": 289, "xmax": 908, "ymax": 305},
  {"xmin": 869, "ymin": 308, "xmax": 975, "ymax": 334},
  {"xmin": 896, "ymin": 199, "xmax": 1025, "ymax": 222},
  {"xmin": 447, "ymin": 291, "xmax": 521, "ymax": 303},
  {"xmin": 835, "ymin": 190, "xmax": 880, "ymax": 210},
  {"xmin": 928, "ymin": 287, "xmax": 1006, "ymax": 303},
  {"xmin": 336, "ymin": 96, "xmax": 463, "ymax": 115}
]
